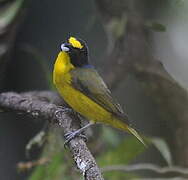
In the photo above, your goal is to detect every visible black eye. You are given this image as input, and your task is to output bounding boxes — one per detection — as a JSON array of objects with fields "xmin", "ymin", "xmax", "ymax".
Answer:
[
  {"xmin": 71, "ymin": 46, "xmax": 82, "ymax": 51},
  {"xmin": 80, "ymin": 47, "xmax": 85, "ymax": 52}
]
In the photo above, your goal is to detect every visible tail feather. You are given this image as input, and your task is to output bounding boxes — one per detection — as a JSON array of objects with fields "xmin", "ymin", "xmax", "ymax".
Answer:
[
  {"xmin": 111, "ymin": 118, "xmax": 146, "ymax": 146},
  {"xmin": 127, "ymin": 126, "xmax": 146, "ymax": 147}
]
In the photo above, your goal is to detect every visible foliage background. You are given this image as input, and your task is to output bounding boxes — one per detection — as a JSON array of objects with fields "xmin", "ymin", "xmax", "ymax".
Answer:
[{"xmin": 0, "ymin": 0, "xmax": 188, "ymax": 179}]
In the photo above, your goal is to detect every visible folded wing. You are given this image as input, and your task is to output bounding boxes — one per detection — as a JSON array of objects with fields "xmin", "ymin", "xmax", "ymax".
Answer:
[{"xmin": 70, "ymin": 68, "xmax": 130, "ymax": 125}]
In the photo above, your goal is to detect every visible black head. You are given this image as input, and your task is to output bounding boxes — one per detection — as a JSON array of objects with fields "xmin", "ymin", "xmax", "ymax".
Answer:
[{"xmin": 61, "ymin": 37, "xmax": 89, "ymax": 67}]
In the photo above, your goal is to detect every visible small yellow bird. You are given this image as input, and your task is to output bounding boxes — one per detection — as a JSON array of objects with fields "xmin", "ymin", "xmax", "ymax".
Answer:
[{"xmin": 53, "ymin": 36, "xmax": 145, "ymax": 145}]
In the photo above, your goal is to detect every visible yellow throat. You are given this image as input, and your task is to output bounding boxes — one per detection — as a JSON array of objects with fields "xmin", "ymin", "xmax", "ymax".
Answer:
[{"xmin": 53, "ymin": 51, "xmax": 74, "ymax": 84}]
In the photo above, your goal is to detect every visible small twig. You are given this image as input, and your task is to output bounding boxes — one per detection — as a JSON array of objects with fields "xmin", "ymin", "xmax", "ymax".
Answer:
[
  {"xmin": 0, "ymin": 91, "xmax": 104, "ymax": 180},
  {"xmin": 17, "ymin": 158, "xmax": 50, "ymax": 171},
  {"xmin": 101, "ymin": 163, "xmax": 188, "ymax": 175},
  {"xmin": 131, "ymin": 178, "xmax": 187, "ymax": 180}
]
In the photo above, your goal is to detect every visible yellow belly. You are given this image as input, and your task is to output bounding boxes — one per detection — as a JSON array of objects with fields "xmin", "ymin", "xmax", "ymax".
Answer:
[
  {"xmin": 53, "ymin": 51, "xmax": 145, "ymax": 145},
  {"xmin": 56, "ymin": 83, "xmax": 112, "ymax": 124}
]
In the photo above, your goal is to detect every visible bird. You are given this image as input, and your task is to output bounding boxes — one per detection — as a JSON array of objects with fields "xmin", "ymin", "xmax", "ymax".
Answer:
[{"xmin": 53, "ymin": 36, "xmax": 145, "ymax": 145}]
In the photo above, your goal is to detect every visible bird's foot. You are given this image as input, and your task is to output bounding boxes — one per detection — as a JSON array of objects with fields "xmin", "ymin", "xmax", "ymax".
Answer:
[
  {"xmin": 64, "ymin": 131, "xmax": 87, "ymax": 148},
  {"xmin": 55, "ymin": 107, "xmax": 74, "ymax": 126},
  {"xmin": 56, "ymin": 107, "xmax": 73, "ymax": 114}
]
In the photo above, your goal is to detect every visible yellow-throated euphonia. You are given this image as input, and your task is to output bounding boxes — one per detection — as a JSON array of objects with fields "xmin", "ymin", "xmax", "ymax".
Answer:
[{"xmin": 53, "ymin": 36, "xmax": 145, "ymax": 145}]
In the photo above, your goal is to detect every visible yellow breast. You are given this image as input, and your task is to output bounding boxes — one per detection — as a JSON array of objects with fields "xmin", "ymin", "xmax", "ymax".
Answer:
[
  {"xmin": 55, "ymin": 83, "xmax": 112, "ymax": 123},
  {"xmin": 53, "ymin": 51, "xmax": 112, "ymax": 123}
]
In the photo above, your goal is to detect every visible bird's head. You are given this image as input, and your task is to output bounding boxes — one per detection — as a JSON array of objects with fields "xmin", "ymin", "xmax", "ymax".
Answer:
[{"xmin": 60, "ymin": 37, "xmax": 89, "ymax": 67}]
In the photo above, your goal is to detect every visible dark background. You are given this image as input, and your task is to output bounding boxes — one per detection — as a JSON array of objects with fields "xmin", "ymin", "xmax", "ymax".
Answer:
[{"xmin": 1, "ymin": 0, "xmax": 188, "ymax": 179}]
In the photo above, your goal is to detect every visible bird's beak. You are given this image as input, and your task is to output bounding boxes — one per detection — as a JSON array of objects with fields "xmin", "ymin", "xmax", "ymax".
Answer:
[{"xmin": 61, "ymin": 43, "xmax": 70, "ymax": 52}]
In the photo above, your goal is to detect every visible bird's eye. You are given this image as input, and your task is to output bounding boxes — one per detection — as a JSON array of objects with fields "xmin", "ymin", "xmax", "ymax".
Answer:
[{"xmin": 61, "ymin": 43, "xmax": 70, "ymax": 52}]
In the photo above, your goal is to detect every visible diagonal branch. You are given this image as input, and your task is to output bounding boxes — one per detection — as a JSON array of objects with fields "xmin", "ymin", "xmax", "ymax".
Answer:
[{"xmin": 0, "ymin": 91, "xmax": 104, "ymax": 180}]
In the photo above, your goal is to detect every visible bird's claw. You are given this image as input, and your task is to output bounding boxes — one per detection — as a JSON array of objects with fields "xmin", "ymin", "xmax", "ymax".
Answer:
[
  {"xmin": 55, "ymin": 107, "xmax": 73, "ymax": 119},
  {"xmin": 64, "ymin": 131, "xmax": 87, "ymax": 148},
  {"xmin": 57, "ymin": 107, "xmax": 73, "ymax": 114},
  {"xmin": 55, "ymin": 107, "xmax": 74, "ymax": 126}
]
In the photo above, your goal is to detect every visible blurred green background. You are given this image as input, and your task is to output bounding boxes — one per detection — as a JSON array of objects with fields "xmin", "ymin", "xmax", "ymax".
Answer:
[{"xmin": 1, "ymin": 0, "xmax": 188, "ymax": 179}]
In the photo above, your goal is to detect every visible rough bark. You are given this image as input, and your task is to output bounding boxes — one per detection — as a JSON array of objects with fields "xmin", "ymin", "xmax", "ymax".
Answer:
[{"xmin": 0, "ymin": 91, "xmax": 104, "ymax": 180}]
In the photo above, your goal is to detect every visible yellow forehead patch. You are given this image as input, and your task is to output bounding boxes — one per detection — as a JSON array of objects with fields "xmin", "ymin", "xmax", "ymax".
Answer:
[{"xmin": 68, "ymin": 37, "xmax": 83, "ymax": 49}]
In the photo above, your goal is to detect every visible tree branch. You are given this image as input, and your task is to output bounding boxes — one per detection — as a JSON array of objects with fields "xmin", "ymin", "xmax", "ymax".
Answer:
[
  {"xmin": 102, "ymin": 163, "xmax": 188, "ymax": 175},
  {"xmin": 0, "ymin": 91, "xmax": 104, "ymax": 180}
]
